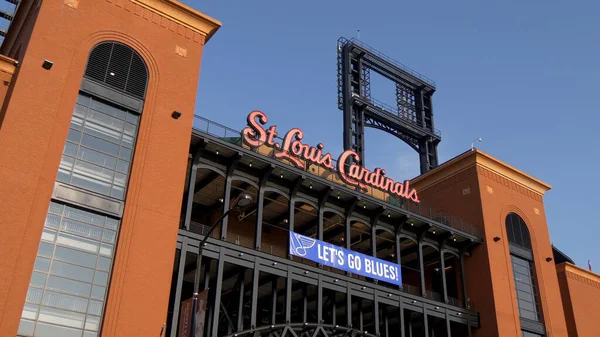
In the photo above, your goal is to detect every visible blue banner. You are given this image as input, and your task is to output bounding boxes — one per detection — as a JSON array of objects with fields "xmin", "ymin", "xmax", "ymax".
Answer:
[{"xmin": 289, "ymin": 232, "xmax": 402, "ymax": 286}]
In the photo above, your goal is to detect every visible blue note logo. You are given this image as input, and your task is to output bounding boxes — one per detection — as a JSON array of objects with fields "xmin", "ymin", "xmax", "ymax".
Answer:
[{"xmin": 290, "ymin": 233, "xmax": 316, "ymax": 257}]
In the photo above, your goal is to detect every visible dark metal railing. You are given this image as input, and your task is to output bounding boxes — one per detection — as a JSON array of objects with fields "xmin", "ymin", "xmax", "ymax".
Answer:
[
  {"xmin": 193, "ymin": 115, "xmax": 482, "ymax": 240},
  {"xmin": 185, "ymin": 221, "xmax": 471, "ymax": 309},
  {"xmin": 343, "ymin": 38, "xmax": 436, "ymax": 87}
]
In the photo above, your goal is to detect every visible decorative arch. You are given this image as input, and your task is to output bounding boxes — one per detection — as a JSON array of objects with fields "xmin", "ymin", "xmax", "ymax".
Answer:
[
  {"xmin": 505, "ymin": 212, "xmax": 532, "ymax": 249},
  {"xmin": 231, "ymin": 175, "xmax": 259, "ymax": 190},
  {"xmin": 441, "ymin": 249, "xmax": 460, "ymax": 258},
  {"xmin": 375, "ymin": 224, "xmax": 395, "ymax": 236},
  {"xmin": 294, "ymin": 197, "xmax": 318, "ymax": 210},
  {"xmin": 222, "ymin": 323, "xmax": 377, "ymax": 337},
  {"xmin": 263, "ymin": 187, "xmax": 291, "ymax": 200},
  {"xmin": 398, "ymin": 233, "xmax": 418, "ymax": 243},
  {"xmin": 421, "ymin": 242, "xmax": 439, "ymax": 251},
  {"xmin": 196, "ymin": 164, "xmax": 226, "ymax": 177},
  {"xmin": 347, "ymin": 215, "xmax": 370, "ymax": 227},
  {"xmin": 84, "ymin": 41, "xmax": 149, "ymax": 98},
  {"xmin": 500, "ymin": 205, "xmax": 537, "ymax": 248},
  {"xmin": 322, "ymin": 207, "xmax": 345, "ymax": 219}
]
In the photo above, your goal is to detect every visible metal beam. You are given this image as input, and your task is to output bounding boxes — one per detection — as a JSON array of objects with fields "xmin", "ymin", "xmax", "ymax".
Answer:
[
  {"xmin": 255, "ymin": 165, "xmax": 274, "ymax": 250},
  {"xmin": 184, "ymin": 142, "xmax": 207, "ymax": 230},
  {"xmin": 317, "ymin": 187, "xmax": 333, "ymax": 242}
]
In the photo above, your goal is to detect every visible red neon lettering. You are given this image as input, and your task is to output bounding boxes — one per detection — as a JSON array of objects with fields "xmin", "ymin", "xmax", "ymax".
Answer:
[
  {"xmin": 242, "ymin": 111, "xmax": 268, "ymax": 147},
  {"xmin": 242, "ymin": 111, "xmax": 419, "ymax": 203}
]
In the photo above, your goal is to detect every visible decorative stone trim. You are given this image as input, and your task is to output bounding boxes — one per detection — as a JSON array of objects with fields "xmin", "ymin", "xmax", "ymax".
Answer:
[
  {"xmin": 565, "ymin": 271, "xmax": 600, "ymax": 289},
  {"xmin": 476, "ymin": 165, "xmax": 543, "ymax": 202},
  {"xmin": 105, "ymin": 0, "xmax": 214, "ymax": 44}
]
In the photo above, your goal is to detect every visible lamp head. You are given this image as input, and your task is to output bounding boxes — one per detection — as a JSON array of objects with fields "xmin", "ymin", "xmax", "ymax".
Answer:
[{"xmin": 235, "ymin": 193, "xmax": 253, "ymax": 208}]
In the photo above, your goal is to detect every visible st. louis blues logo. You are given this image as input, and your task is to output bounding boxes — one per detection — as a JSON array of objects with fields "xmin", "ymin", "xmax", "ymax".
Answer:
[{"xmin": 289, "ymin": 232, "xmax": 316, "ymax": 257}]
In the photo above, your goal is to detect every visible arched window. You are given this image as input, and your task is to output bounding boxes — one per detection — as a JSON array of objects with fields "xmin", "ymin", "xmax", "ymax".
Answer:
[
  {"xmin": 19, "ymin": 42, "xmax": 149, "ymax": 337},
  {"xmin": 505, "ymin": 213, "xmax": 544, "ymax": 336},
  {"xmin": 84, "ymin": 42, "xmax": 148, "ymax": 98}
]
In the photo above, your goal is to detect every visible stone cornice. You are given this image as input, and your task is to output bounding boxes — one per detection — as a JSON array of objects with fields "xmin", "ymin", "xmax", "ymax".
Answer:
[
  {"xmin": 412, "ymin": 149, "xmax": 551, "ymax": 198},
  {"xmin": 110, "ymin": 0, "xmax": 221, "ymax": 43},
  {"xmin": 557, "ymin": 262, "xmax": 600, "ymax": 289}
]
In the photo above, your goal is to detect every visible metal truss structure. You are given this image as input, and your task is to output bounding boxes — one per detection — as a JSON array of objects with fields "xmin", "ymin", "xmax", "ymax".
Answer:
[{"xmin": 337, "ymin": 38, "xmax": 441, "ymax": 174}]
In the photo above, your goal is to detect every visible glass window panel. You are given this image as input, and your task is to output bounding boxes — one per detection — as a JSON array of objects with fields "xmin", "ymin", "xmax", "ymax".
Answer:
[
  {"xmin": 81, "ymin": 134, "xmax": 119, "ymax": 157},
  {"xmin": 83, "ymin": 331, "xmax": 98, "ymax": 337},
  {"xmin": 121, "ymin": 134, "xmax": 134, "ymax": 149},
  {"xmin": 96, "ymin": 257, "xmax": 111, "ymax": 272},
  {"xmin": 104, "ymin": 218, "xmax": 118, "ymax": 231},
  {"xmin": 46, "ymin": 276, "xmax": 92, "ymax": 298},
  {"xmin": 83, "ymin": 120, "xmax": 123, "ymax": 145},
  {"xmin": 41, "ymin": 229, "xmax": 57, "ymax": 243},
  {"xmin": 520, "ymin": 309, "xmax": 538, "ymax": 321},
  {"xmin": 87, "ymin": 300, "xmax": 103, "ymax": 316},
  {"xmin": 73, "ymin": 103, "xmax": 88, "ymax": 118},
  {"xmin": 73, "ymin": 160, "xmax": 114, "ymax": 184},
  {"xmin": 30, "ymin": 272, "xmax": 48, "ymax": 288},
  {"xmin": 123, "ymin": 122, "xmax": 136, "ymax": 136},
  {"xmin": 76, "ymin": 93, "xmax": 90, "ymax": 106},
  {"xmin": 38, "ymin": 242, "xmax": 54, "ymax": 258},
  {"xmin": 93, "ymin": 271, "xmax": 108, "ymax": 286},
  {"xmin": 110, "ymin": 186, "xmax": 124, "ymax": 199},
  {"xmin": 57, "ymin": 156, "xmax": 75, "ymax": 184},
  {"xmin": 60, "ymin": 218, "xmax": 103, "ymax": 241},
  {"xmin": 64, "ymin": 142, "xmax": 79, "ymax": 157},
  {"xmin": 522, "ymin": 331, "xmax": 543, "ymax": 337},
  {"xmin": 513, "ymin": 264, "xmax": 530, "ymax": 277},
  {"xmin": 34, "ymin": 257, "xmax": 51, "ymax": 273},
  {"xmin": 113, "ymin": 172, "xmax": 126, "ymax": 187},
  {"xmin": 71, "ymin": 115, "xmax": 84, "ymax": 131},
  {"xmin": 56, "ymin": 232, "xmax": 99, "ymax": 254},
  {"xmin": 512, "ymin": 255, "xmax": 529, "ymax": 267},
  {"xmin": 99, "ymin": 243, "xmax": 113, "ymax": 257},
  {"xmin": 517, "ymin": 289, "xmax": 535, "ymax": 303},
  {"xmin": 17, "ymin": 319, "xmax": 35, "ymax": 336},
  {"xmin": 54, "ymin": 246, "xmax": 98, "ymax": 269},
  {"xmin": 90, "ymin": 286, "xmax": 106, "ymax": 300},
  {"xmin": 67, "ymin": 129, "xmax": 82, "ymax": 143},
  {"xmin": 71, "ymin": 174, "xmax": 111, "ymax": 196},
  {"xmin": 518, "ymin": 299, "xmax": 535, "ymax": 312},
  {"xmin": 515, "ymin": 280, "xmax": 531, "ymax": 293},
  {"xmin": 119, "ymin": 147, "xmax": 132, "ymax": 160},
  {"xmin": 63, "ymin": 207, "xmax": 104, "ymax": 227},
  {"xmin": 48, "ymin": 202, "xmax": 64, "ymax": 215},
  {"xmin": 43, "ymin": 291, "xmax": 88, "ymax": 313},
  {"xmin": 50, "ymin": 261, "xmax": 94, "ymax": 283},
  {"xmin": 86, "ymin": 109, "xmax": 124, "ymax": 132},
  {"xmin": 101, "ymin": 230, "xmax": 116, "ymax": 244},
  {"xmin": 85, "ymin": 315, "xmax": 101, "ymax": 332},
  {"xmin": 45, "ymin": 214, "xmax": 61, "ymax": 230},
  {"xmin": 77, "ymin": 147, "xmax": 117, "ymax": 170},
  {"xmin": 34, "ymin": 321, "xmax": 83, "ymax": 337},
  {"xmin": 116, "ymin": 159, "xmax": 129, "ymax": 174},
  {"xmin": 91, "ymin": 99, "xmax": 126, "ymax": 120},
  {"xmin": 126, "ymin": 113, "xmax": 139, "ymax": 125},
  {"xmin": 22, "ymin": 303, "xmax": 40, "ymax": 320},
  {"xmin": 514, "ymin": 273, "xmax": 531, "ymax": 285},
  {"xmin": 56, "ymin": 170, "xmax": 71, "ymax": 184},
  {"xmin": 26, "ymin": 287, "xmax": 43, "ymax": 304}
]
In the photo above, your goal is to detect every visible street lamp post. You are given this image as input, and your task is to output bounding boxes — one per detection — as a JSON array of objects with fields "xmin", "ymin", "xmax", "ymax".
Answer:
[{"xmin": 189, "ymin": 192, "xmax": 254, "ymax": 337}]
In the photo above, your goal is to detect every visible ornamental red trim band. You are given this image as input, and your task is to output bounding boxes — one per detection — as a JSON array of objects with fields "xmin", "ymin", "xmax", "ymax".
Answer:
[{"xmin": 242, "ymin": 110, "xmax": 420, "ymax": 203}]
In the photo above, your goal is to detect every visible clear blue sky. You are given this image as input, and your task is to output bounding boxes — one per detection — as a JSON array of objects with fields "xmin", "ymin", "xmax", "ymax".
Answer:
[{"xmin": 182, "ymin": 0, "xmax": 599, "ymax": 269}]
